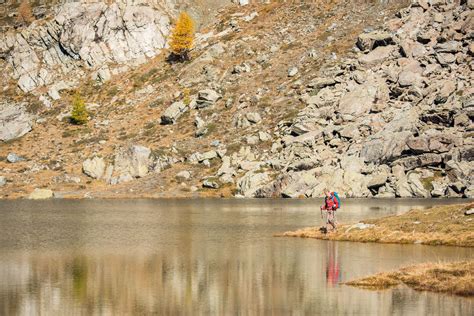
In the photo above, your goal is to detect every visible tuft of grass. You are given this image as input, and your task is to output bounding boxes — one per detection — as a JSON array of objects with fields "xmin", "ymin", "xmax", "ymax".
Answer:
[
  {"xmin": 107, "ymin": 86, "xmax": 119, "ymax": 97},
  {"xmin": 345, "ymin": 261, "xmax": 474, "ymax": 297},
  {"xmin": 205, "ymin": 123, "xmax": 217, "ymax": 135}
]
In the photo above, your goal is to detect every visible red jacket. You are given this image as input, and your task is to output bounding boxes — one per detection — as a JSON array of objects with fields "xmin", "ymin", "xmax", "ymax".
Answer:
[{"xmin": 322, "ymin": 193, "xmax": 339, "ymax": 210}]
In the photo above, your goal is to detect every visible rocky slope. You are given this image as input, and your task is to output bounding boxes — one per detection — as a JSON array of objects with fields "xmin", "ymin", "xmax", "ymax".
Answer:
[
  {"xmin": 0, "ymin": 0, "xmax": 473, "ymax": 199},
  {"xmin": 0, "ymin": 1, "xmax": 172, "ymax": 93}
]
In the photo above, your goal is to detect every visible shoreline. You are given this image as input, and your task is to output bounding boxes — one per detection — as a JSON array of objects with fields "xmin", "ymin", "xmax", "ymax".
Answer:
[
  {"xmin": 277, "ymin": 203, "xmax": 474, "ymax": 247},
  {"xmin": 1, "ymin": 193, "xmax": 473, "ymax": 201}
]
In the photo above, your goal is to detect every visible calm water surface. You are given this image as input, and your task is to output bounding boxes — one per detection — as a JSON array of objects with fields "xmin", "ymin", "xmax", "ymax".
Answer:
[{"xmin": 0, "ymin": 198, "xmax": 472, "ymax": 315}]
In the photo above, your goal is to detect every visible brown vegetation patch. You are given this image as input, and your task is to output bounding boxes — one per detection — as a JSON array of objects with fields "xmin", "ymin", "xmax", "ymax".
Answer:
[{"xmin": 345, "ymin": 261, "xmax": 474, "ymax": 297}]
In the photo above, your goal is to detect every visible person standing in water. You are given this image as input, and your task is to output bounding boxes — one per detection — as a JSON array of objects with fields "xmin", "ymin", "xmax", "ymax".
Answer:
[{"xmin": 320, "ymin": 189, "xmax": 340, "ymax": 232}]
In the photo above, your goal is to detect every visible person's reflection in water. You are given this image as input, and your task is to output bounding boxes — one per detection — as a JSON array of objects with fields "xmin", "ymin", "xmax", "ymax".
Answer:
[{"xmin": 325, "ymin": 241, "xmax": 341, "ymax": 286}]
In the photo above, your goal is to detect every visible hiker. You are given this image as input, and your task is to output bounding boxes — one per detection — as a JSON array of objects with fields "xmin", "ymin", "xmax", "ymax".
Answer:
[{"xmin": 320, "ymin": 189, "xmax": 340, "ymax": 232}]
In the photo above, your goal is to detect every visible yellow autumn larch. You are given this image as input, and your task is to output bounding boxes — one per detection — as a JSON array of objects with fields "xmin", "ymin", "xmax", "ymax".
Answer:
[{"xmin": 169, "ymin": 12, "xmax": 195, "ymax": 61}]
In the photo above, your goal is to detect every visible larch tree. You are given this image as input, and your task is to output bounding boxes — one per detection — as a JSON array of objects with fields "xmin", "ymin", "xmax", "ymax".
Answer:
[
  {"xmin": 70, "ymin": 93, "xmax": 88, "ymax": 125},
  {"xmin": 169, "ymin": 12, "xmax": 195, "ymax": 62}
]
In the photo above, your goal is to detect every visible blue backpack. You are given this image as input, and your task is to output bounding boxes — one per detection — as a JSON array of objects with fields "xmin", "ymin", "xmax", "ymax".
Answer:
[{"xmin": 332, "ymin": 192, "xmax": 341, "ymax": 209}]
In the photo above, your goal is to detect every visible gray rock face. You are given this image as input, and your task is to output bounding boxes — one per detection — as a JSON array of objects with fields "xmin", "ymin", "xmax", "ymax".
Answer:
[
  {"xmin": 281, "ymin": 170, "xmax": 318, "ymax": 198},
  {"xmin": 237, "ymin": 171, "xmax": 270, "ymax": 197},
  {"xmin": 431, "ymin": 179, "xmax": 448, "ymax": 197},
  {"xmin": 161, "ymin": 101, "xmax": 187, "ymax": 125},
  {"xmin": 396, "ymin": 153, "xmax": 443, "ymax": 170},
  {"xmin": 1, "ymin": 2, "xmax": 171, "ymax": 92},
  {"xmin": 338, "ymin": 78, "xmax": 387, "ymax": 117},
  {"xmin": 82, "ymin": 156, "xmax": 106, "ymax": 179},
  {"xmin": 361, "ymin": 131, "xmax": 412, "ymax": 163},
  {"xmin": 360, "ymin": 108, "xmax": 419, "ymax": 163},
  {"xmin": 0, "ymin": 102, "xmax": 33, "ymax": 142},
  {"xmin": 0, "ymin": 176, "xmax": 6, "ymax": 187},
  {"xmin": 114, "ymin": 145, "xmax": 152, "ymax": 179},
  {"xmin": 407, "ymin": 130, "xmax": 460, "ymax": 155}
]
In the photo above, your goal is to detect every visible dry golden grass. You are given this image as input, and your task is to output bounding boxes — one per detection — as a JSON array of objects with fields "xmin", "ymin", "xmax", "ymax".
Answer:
[
  {"xmin": 345, "ymin": 261, "xmax": 474, "ymax": 297},
  {"xmin": 278, "ymin": 203, "xmax": 474, "ymax": 247}
]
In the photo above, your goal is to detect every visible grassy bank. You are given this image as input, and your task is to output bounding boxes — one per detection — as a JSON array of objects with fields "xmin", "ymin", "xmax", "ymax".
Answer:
[
  {"xmin": 345, "ymin": 261, "xmax": 474, "ymax": 297},
  {"xmin": 278, "ymin": 203, "xmax": 474, "ymax": 247}
]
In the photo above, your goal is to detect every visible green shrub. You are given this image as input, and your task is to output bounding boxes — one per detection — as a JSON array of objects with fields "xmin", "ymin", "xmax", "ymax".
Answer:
[{"xmin": 70, "ymin": 93, "xmax": 88, "ymax": 125}]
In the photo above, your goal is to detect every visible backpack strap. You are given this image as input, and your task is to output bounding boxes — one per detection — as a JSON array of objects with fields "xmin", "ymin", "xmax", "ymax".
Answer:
[{"xmin": 331, "ymin": 193, "xmax": 338, "ymax": 208}]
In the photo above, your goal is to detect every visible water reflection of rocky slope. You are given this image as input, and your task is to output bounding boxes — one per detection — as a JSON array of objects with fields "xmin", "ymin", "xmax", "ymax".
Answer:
[{"xmin": 1, "ymin": 246, "xmax": 473, "ymax": 314}]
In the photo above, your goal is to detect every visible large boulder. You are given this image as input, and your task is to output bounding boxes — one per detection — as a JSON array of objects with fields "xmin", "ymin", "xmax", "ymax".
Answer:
[
  {"xmin": 114, "ymin": 145, "xmax": 152, "ymax": 179},
  {"xmin": 161, "ymin": 101, "xmax": 187, "ymax": 125},
  {"xmin": 394, "ymin": 177, "xmax": 413, "ymax": 198},
  {"xmin": 281, "ymin": 170, "xmax": 318, "ymax": 198},
  {"xmin": 395, "ymin": 153, "xmax": 443, "ymax": 171},
  {"xmin": 356, "ymin": 31, "xmax": 394, "ymax": 51},
  {"xmin": 0, "ymin": 102, "xmax": 33, "ymax": 142},
  {"xmin": 28, "ymin": 188, "xmax": 54, "ymax": 200},
  {"xmin": 338, "ymin": 78, "xmax": 388, "ymax": 117},
  {"xmin": 398, "ymin": 59, "xmax": 424, "ymax": 87},
  {"xmin": 237, "ymin": 171, "xmax": 270, "ymax": 197},
  {"xmin": 195, "ymin": 89, "xmax": 221, "ymax": 108},
  {"xmin": 361, "ymin": 130, "xmax": 412, "ymax": 163},
  {"xmin": 367, "ymin": 173, "xmax": 388, "ymax": 190},
  {"xmin": 360, "ymin": 108, "xmax": 419, "ymax": 163},
  {"xmin": 407, "ymin": 172, "xmax": 430, "ymax": 198},
  {"xmin": 434, "ymin": 41, "xmax": 461, "ymax": 54},
  {"xmin": 358, "ymin": 45, "xmax": 396, "ymax": 65},
  {"xmin": 82, "ymin": 156, "xmax": 106, "ymax": 179},
  {"xmin": 406, "ymin": 130, "xmax": 460, "ymax": 154}
]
